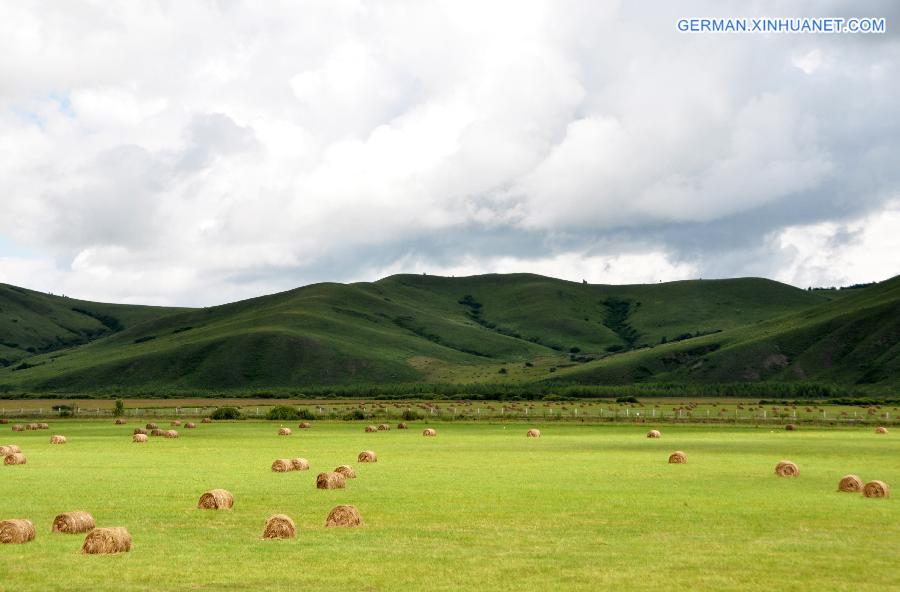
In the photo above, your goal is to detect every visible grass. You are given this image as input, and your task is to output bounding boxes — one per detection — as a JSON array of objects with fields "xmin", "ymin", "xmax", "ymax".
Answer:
[{"xmin": 2, "ymin": 420, "xmax": 897, "ymax": 590}]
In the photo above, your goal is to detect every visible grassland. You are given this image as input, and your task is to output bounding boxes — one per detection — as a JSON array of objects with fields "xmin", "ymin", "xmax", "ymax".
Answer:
[{"xmin": 2, "ymin": 421, "xmax": 897, "ymax": 591}]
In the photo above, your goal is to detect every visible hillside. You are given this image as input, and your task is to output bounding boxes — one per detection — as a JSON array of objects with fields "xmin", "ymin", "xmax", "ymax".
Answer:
[{"xmin": 0, "ymin": 272, "xmax": 894, "ymax": 395}]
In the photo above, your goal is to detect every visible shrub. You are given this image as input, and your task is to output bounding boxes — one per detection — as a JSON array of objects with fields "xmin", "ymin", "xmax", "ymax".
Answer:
[
  {"xmin": 401, "ymin": 409, "xmax": 423, "ymax": 421},
  {"xmin": 266, "ymin": 406, "xmax": 300, "ymax": 420},
  {"xmin": 616, "ymin": 396, "xmax": 639, "ymax": 404},
  {"xmin": 211, "ymin": 406, "xmax": 241, "ymax": 420},
  {"xmin": 297, "ymin": 408, "xmax": 315, "ymax": 420},
  {"xmin": 113, "ymin": 399, "xmax": 125, "ymax": 416},
  {"xmin": 342, "ymin": 409, "xmax": 367, "ymax": 421}
]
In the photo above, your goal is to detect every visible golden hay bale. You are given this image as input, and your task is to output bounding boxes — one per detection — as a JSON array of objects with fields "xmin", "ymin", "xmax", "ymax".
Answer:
[
  {"xmin": 133, "ymin": 428, "xmax": 148, "ymax": 435},
  {"xmin": 875, "ymin": 426, "xmax": 888, "ymax": 434},
  {"xmin": 290, "ymin": 458, "xmax": 310, "ymax": 471},
  {"xmin": 271, "ymin": 459, "xmax": 294, "ymax": 472},
  {"xmin": 325, "ymin": 505, "xmax": 363, "ymax": 528},
  {"xmin": 298, "ymin": 421, "xmax": 311, "ymax": 429},
  {"xmin": 26, "ymin": 423, "xmax": 38, "ymax": 430},
  {"xmin": 785, "ymin": 423, "xmax": 797, "ymax": 431},
  {"xmin": 838, "ymin": 474, "xmax": 863, "ymax": 493},
  {"xmin": 50, "ymin": 435, "xmax": 67, "ymax": 444},
  {"xmin": 146, "ymin": 423, "xmax": 158, "ymax": 430},
  {"xmin": 647, "ymin": 430, "xmax": 661, "ymax": 438},
  {"xmin": 80, "ymin": 527, "xmax": 132, "ymax": 554},
  {"xmin": 0, "ymin": 419, "xmax": 6, "ymax": 424},
  {"xmin": 197, "ymin": 489, "xmax": 234, "ymax": 510},
  {"xmin": 185, "ymin": 422, "xmax": 196, "ymax": 429},
  {"xmin": 114, "ymin": 418, "xmax": 127, "ymax": 425},
  {"xmin": 262, "ymin": 514, "xmax": 296, "ymax": 539},
  {"xmin": 164, "ymin": 430, "xmax": 178, "ymax": 439},
  {"xmin": 202, "ymin": 417, "xmax": 212, "ymax": 423},
  {"xmin": 775, "ymin": 460, "xmax": 799, "ymax": 477},
  {"xmin": 526, "ymin": 428, "xmax": 541, "ymax": 438},
  {"xmin": 278, "ymin": 427, "xmax": 292, "ymax": 436},
  {"xmin": 423, "ymin": 428, "xmax": 437, "ymax": 437},
  {"xmin": 171, "ymin": 420, "xmax": 182, "ymax": 426},
  {"xmin": 357, "ymin": 450, "xmax": 377, "ymax": 463},
  {"xmin": 377, "ymin": 423, "xmax": 390, "ymax": 431},
  {"xmin": 132, "ymin": 434, "xmax": 148, "ymax": 443},
  {"xmin": 12, "ymin": 425, "xmax": 24, "ymax": 432},
  {"xmin": 668, "ymin": 451, "xmax": 687, "ymax": 464},
  {"xmin": 4, "ymin": 453, "xmax": 26, "ymax": 465},
  {"xmin": 0, "ymin": 519, "xmax": 35, "ymax": 544},
  {"xmin": 150, "ymin": 429, "xmax": 164, "ymax": 437},
  {"xmin": 0, "ymin": 445, "xmax": 21, "ymax": 456},
  {"xmin": 365, "ymin": 425, "xmax": 377, "ymax": 433},
  {"xmin": 52, "ymin": 511, "xmax": 95, "ymax": 534},
  {"xmin": 334, "ymin": 464, "xmax": 356, "ymax": 479},
  {"xmin": 316, "ymin": 472, "xmax": 346, "ymax": 490},
  {"xmin": 863, "ymin": 480, "xmax": 890, "ymax": 498},
  {"xmin": 38, "ymin": 423, "xmax": 49, "ymax": 429},
  {"xmin": 397, "ymin": 422, "xmax": 408, "ymax": 429}
]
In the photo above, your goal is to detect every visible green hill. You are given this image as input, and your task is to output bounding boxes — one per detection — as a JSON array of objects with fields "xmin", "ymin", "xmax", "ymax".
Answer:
[{"xmin": 0, "ymin": 273, "xmax": 895, "ymax": 396}]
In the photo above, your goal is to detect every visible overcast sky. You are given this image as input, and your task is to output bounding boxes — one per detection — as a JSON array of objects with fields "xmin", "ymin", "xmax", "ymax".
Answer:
[{"xmin": 1, "ymin": 1, "xmax": 899, "ymax": 306}]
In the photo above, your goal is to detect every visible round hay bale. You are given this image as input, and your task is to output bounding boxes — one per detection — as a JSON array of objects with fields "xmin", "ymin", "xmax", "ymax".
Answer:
[
  {"xmin": 26, "ymin": 423, "xmax": 38, "ymax": 430},
  {"xmin": 132, "ymin": 434, "xmax": 148, "ymax": 443},
  {"xmin": 290, "ymin": 458, "xmax": 310, "ymax": 471},
  {"xmin": 365, "ymin": 425, "xmax": 377, "ymax": 433},
  {"xmin": 357, "ymin": 450, "xmax": 377, "ymax": 463},
  {"xmin": 12, "ymin": 425, "xmax": 24, "ymax": 432},
  {"xmin": 81, "ymin": 527, "xmax": 131, "ymax": 554},
  {"xmin": 278, "ymin": 427, "xmax": 292, "ymax": 436},
  {"xmin": 164, "ymin": 430, "xmax": 178, "ymax": 439},
  {"xmin": 52, "ymin": 511, "xmax": 95, "ymax": 534},
  {"xmin": 325, "ymin": 505, "xmax": 363, "ymax": 528},
  {"xmin": 202, "ymin": 417, "xmax": 212, "ymax": 423},
  {"xmin": 423, "ymin": 428, "xmax": 437, "ymax": 437},
  {"xmin": 185, "ymin": 422, "xmax": 196, "ymax": 429},
  {"xmin": 50, "ymin": 435, "xmax": 67, "ymax": 444},
  {"xmin": 271, "ymin": 459, "xmax": 293, "ymax": 472},
  {"xmin": 0, "ymin": 445, "xmax": 21, "ymax": 456},
  {"xmin": 775, "ymin": 460, "xmax": 799, "ymax": 477},
  {"xmin": 838, "ymin": 474, "xmax": 863, "ymax": 493},
  {"xmin": 298, "ymin": 421, "xmax": 311, "ymax": 429},
  {"xmin": 0, "ymin": 419, "xmax": 6, "ymax": 424},
  {"xmin": 377, "ymin": 423, "xmax": 390, "ymax": 431},
  {"xmin": 150, "ymin": 429, "xmax": 165, "ymax": 436},
  {"xmin": 863, "ymin": 480, "xmax": 890, "ymax": 498},
  {"xmin": 785, "ymin": 423, "xmax": 797, "ymax": 431},
  {"xmin": 526, "ymin": 428, "xmax": 541, "ymax": 438},
  {"xmin": 38, "ymin": 423, "xmax": 49, "ymax": 429},
  {"xmin": 171, "ymin": 420, "xmax": 182, "ymax": 427},
  {"xmin": 133, "ymin": 428, "xmax": 148, "ymax": 435},
  {"xmin": 334, "ymin": 464, "xmax": 356, "ymax": 479},
  {"xmin": 397, "ymin": 422, "xmax": 408, "ymax": 429},
  {"xmin": 0, "ymin": 519, "xmax": 35, "ymax": 544},
  {"xmin": 114, "ymin": 418, "xmax": 127, "ymax": 425},
  {"xmin": 197, "ymin": 489, "xmax": 234, "ymax": 510},
  {"xmin": 262, "ymin": 514, "xmax": 295, "ymax": 539},
  {"xmin": 146, "ymin": 423, "xmax": 158, "ymax": 430},
  {"xmin": 316, "ymin": 471, "xmax": 346, "ymax": 490},
  {"xmin": 647, "ymin": 430, "xmax": 661, "ymax": 438},
  {"xmin": 875, "ymin": 426, "xmax": 888, "ymax": 434},
  {"xmin": 668, "ymin": 451, "xmax": 687, "ymax": 464},
  {"xmin": 4, "ymin": 453, "xmax": 26, "ymax": 465}
]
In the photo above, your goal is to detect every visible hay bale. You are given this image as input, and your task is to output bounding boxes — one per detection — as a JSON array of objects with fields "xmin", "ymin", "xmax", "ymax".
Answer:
[
  {"xmin": 149, "ymin": 428, "xmax": 163, "ymax": 437},
  {"xmin": 146, "ymin": 423, "xmax": 158, "ymax": 430},
  {"xmin": 290, "ymin": 458, "xmax": 310, "ymax": 471},
  {"xmin": 527, "ymin": 428, "xmax": 541, "ymax": 438},
  {"xmin": 278, "ymin": 427, "xmax": 292, "ymax": 436},
  {"xmin": 50, "ymin": 435, "xmax": 67, "ymax": 444},
  {"xmin": 52, "ymin": 511, "xmax": 95, "ymax": 534},
  {"xmin": 838, "ymin": 474, "xmax": 863, "ymax": 493},
  {"xmin": 316, "ymin": 471, "xmax": 346, "ymax": 489},
  {"xmin": 775, "ymin": 460, "xmax": 799, "ymax": 477},
  {"xmin": 197, "ymin": 489, "xmax": 234, "ymax": 510},
  {"xmin": 785, "ymin": 423, "xmax": 797, "ymax": 431},
  {"xmin": 38, "ymin": 423, "xmax": 49, "ymax": 429},
  {"xmin": 12, "ymin": 425, "xmax": 24, "ymax": 432},
  {"xmin": 26, "ymin": 423, "xmax": 38, "ymax": 430},
  {"xmin": 133, "ymin": 428, "xmax": 148, "ymax": 435},
  {"xmin": 377, "ymin": 423, "xmax": 390, "ymax": 431},
  {"xmin": 357, "ymin": 450, "xmax": 377, "ymax": 463},
  {"xmin": 397, "ymin": 422, "xmax": 408, "ymax": 429},
  {"xmin": 863, "ymin": 480, "xmax": 890, "ymax": 498},
  {"xmin": 325, "ymin": 505, "xmax": 363, "ymax": 528},
  {"xmin": 185, "ymin": 422, "xmax": 196, "ymax": 429},
  {"xmin": 4, "ymin": 453, "xmax": 26, "ymax": 465},
  {"xmin": 647, "ymin": 430, "xmax": 661, "ymax": 438},
  {"xmin": 171, "ymin": 420, "xmax": 182, "ymax": 427},
  {"xmin": 164, "ymin": 430, "xmax": 178, "ymax": 439},
  {"xmin": 132, "ymin": 434, "xmax": 148, "ymax": 443},
  {"xmin": 875, "ymin": 426, "xmax": 888, "ymax": 434},
  {"xmin": 262, "ymin": 514, "xmax": 296, "ymax": 539},
  {"xmin": 271, "ymin": 459, "xmax": 294, "ymax": 472},
  {"xmin": 115, "ymin": 418, "xmax": 127, "ymax": 425},
  {"xmin": 0, "ymin": 445, "xmax": 21, "ymax": 456},
  {"xmin": 202, "ymin": 417, "xmax": 212, "ymax": 423},
  {"xmin": 80, "ymin": 527, "xmax": 131, "ymax": 554},
  {"xmin": 298, "ymin": 421, "xmax": 311, "ymax": 429},
  {"xmin": 668, "ymin": 451, "xmax": 687, "ymax": 464},
  {"xmin": 0, "ymin": 419, "xmax": 6, "ymax": 424},
  {"xmin": 365, "ymin": 425, "xmax": 377, "ymax": 433},
  {"xmin": 0, "ymin": 519, "xmax": 35, "ymax": 544},
  {"xmin": 423, "ymin": 428, "xmax": 437, "ymax": 437},
  {"xmin": 334, "ymin": 464, "xmax": 356, "ymax": 479}
]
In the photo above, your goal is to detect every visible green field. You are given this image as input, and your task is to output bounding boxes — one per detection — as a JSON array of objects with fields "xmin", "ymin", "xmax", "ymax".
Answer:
[{"xmin": 2, "ymin": 421, "xmax": 897, "ymax": 591}]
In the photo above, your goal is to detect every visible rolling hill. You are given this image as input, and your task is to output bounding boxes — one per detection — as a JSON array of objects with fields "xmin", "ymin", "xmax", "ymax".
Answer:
[{"xmin": 0, "ymin": 273, "xmax": 896, "ymax": 396}]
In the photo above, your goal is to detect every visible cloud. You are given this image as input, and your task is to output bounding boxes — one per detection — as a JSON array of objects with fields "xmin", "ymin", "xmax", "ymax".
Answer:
[{"xmin": 0, "ymin": 0, "xmax": 898, "ymax": 306}]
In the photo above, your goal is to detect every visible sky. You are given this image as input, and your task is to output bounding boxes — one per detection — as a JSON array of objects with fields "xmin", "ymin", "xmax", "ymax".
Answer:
[{"xmin": 1, "ymin": 1, "xmax": 899, "ymax": 306}]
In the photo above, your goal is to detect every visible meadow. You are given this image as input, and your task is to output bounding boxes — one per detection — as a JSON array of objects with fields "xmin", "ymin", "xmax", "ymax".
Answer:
[{"xmin": 1, "ymin": 419, "xmax": 897, "ymax": 591}]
